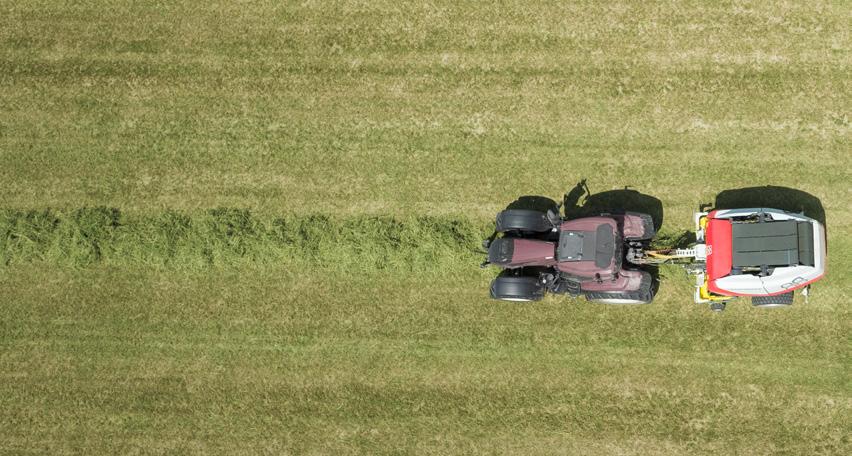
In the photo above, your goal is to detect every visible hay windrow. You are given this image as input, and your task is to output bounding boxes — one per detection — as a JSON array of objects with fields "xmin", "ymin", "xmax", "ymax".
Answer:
[{"xmin": 0, "ymin": 207, "xmax": 491, "ymax": 271}]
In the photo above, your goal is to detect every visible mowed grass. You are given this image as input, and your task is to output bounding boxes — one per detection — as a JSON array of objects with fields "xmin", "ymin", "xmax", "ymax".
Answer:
[
  {"xmin": 0, "ymin": 0, "xmax": 849, "ymax": 218},
  {"xmin": 1, "ymin": 266, "xmax": 848, "ymax": 454},
  {"xmin": 0, "ymin": 0, "xmax": 850, "ymax": 454},
  {"xmin": 0, "ymin": 208, "xmax": 486, "ymax": 271}
]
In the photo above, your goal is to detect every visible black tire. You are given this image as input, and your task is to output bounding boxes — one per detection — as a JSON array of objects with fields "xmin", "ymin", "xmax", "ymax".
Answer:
[
  {"xmin": 495, "ymin": 209, "xmax": 554, "ymax": 233},
  {"xmin": 710, "ymin": 302, "xmax": 727, "ymax": 312},
  {"xmin": 751, "ymin": 292, "xmax": 794, "ymax": 307},
  {"xmin": 584, "ymin": 271, "xmax": 654, "ymax": 304},
  {"xmin": 490, "ymin": 274, "xmax": 545, "ymax": 302}
]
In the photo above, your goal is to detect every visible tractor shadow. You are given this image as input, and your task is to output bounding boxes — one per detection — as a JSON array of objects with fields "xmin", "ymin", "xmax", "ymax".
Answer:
[
  {"xmin": 562, "ymin": 179, "xmax": 664, "ymax": 231},
  {"xmin": 712, "ymin": 186, "xmax": 825, "ymax": 226},
  {"xmin": 505, "ymin": 195, "xmax": 560, "ymax": 212}
]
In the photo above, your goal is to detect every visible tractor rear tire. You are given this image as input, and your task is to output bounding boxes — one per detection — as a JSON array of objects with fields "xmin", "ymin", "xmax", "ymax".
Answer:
[
  {"xmin": 751, "ymin": 292, "xmax": 794, "ymax": 307},
  {"xmin": 584, "ymin": 271, "xmax": 654, "ymax": 304},
  {"xmin": 490, "ymin": 273, "xmax": 545, "ymax": 302}
]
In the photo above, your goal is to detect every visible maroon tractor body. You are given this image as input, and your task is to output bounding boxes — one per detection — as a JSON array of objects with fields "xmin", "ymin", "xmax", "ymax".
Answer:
[{"xmin": 484, "ymin": 199, "xmax": 657, "ymax": 304}]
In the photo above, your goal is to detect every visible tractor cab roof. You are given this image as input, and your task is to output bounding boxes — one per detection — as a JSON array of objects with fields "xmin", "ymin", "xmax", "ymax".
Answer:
[{"xmin": 555, "ymin": 217, "xmax": 621, "ymax": 278}]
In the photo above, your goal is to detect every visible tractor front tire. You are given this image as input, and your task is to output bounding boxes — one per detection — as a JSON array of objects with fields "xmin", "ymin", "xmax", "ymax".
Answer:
[
  {"xmin": 494, "ymin": 209, "xmax": 554, "ymax": 234},
  {"xmin": 490, "ymin": 274, "xmax": 545, "ymax": 302}
]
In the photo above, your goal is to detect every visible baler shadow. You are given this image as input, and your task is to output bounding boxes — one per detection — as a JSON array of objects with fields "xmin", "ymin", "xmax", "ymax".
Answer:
[{"xmin": 712, "ymin": 186, "xmax": 825, "ymax": 226}]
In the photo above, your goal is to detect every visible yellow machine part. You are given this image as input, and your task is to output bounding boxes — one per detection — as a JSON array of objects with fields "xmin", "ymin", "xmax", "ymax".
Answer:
[
  {"xmin": 699, "ymin": 278, "xmax": 734, "ymax": 302},
  {"xmin": 696, "ymin": 215, "xmax": 731, "ymax": 301}
]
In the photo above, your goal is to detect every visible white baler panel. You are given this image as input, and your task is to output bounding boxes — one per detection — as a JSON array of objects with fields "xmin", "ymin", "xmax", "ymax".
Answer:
[
  {"xmin": 713, "ymin": 274, "xmax": 767, "ymax": 295},
  {"xmin": 713, "ymin": 208, "xmax": 811, "ymax": 223},
  {"xmin": 760, "ymin": 265, "xmax": 819, "ymax": 295}
]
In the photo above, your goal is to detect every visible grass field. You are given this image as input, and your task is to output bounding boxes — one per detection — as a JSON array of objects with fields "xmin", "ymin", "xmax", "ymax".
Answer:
[{"xmin": 1, "ymin": 1, "xmax": 850, "ymax": 454}]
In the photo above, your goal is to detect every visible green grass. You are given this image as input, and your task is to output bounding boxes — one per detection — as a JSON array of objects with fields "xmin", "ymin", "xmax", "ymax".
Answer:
[
  {"xmin": 0, "ymin": 208, "xmax": 487, "ymax": 270},
  {"xmin": 0, "ymin": 0, "xmax": 850, "ymax": 454},
  {"xmin": 1, "ymin": 266, "xmax": 848, "ymax": 454}
]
